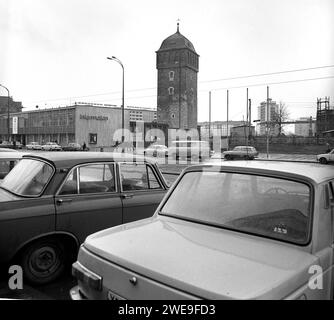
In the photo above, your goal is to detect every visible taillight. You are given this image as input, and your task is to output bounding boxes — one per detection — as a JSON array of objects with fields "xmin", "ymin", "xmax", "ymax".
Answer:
[{"xmin": 72, "ymin": 261, "xmax": 103, "ymax": 291}]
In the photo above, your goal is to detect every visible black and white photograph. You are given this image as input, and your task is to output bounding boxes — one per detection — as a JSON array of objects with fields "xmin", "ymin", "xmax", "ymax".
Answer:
[{"xmin": 0, "ymin": 0, "xmax": 334, "ymax": 304}]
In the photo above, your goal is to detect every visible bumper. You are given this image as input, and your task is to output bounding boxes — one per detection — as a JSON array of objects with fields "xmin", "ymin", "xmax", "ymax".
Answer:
[{"xmin": 69, "ymin": 285, "xmax": 87, "ymax": 300}]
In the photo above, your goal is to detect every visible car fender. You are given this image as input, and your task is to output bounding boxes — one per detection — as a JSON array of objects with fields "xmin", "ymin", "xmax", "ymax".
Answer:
[{"xmin": 10, "ymin": 231, "xmax": 80, "ymax": 263}]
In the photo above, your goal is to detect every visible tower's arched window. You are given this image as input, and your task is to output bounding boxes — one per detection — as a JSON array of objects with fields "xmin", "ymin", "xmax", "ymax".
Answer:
[
  {"xmin": 168, "ymin": 87, "xmax": 174, "ymax": 95},
  {"xmin": 169, "ymin": 71, "xmax": 174, "ymax": 81}
]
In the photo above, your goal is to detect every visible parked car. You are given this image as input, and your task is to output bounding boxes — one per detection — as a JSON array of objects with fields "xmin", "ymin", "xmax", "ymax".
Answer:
[
  {"xmin": 0, "ymin": 141, "xmax": 23, "ymax": 150},
  {"xmin": 41, "ymin": 142, "xmax": 62, "ymax": 151},
  {"xmin": 144, "ymin": 144, "xmax": 168, "ymax": 157},
  {"xmin": 0, "ymin": 152, "xmax": 169, "ymax": 284},
  {"xmin": 317, "ymin": 149, "xmax": 334, "ymax": 164},
  {"xmin": 26, "ymin": 142, "xmax": 42, "ymax": 150},
  {"xmin": 0, "ymin": 152, "xmax": 25, "ymax": 182},
  {"xmin": 221, "ymin": 146, "xmax": 258, "ymax": 160},
  {"xmin": 0, "ymin": 148, "xmax": 18, "ymax": 153},
  {"xmin": 71, "ymin": 161, "xmax": 334, "ymax": 300},
  {"xmin": 167, "ymin": 140, "xmax": 211, "ymax": 160},
  {"xmin": 62, "ymin": 143, "xmax": 83, "ymax": 151}
]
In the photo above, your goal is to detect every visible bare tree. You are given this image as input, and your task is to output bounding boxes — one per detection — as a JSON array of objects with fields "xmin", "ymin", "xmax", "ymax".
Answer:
[{"xmin": 272, "ymin": 101, "xmax": 290, "ymax": 136}]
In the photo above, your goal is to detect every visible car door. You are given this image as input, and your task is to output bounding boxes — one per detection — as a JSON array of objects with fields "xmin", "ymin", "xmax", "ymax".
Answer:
[
  {"xmin": 55, "ymin": 162, "xmax": 123, "ymax": 243},
  {"xmin": 119, "ymin": 162, "xmax": 167, "ymax": 224}
]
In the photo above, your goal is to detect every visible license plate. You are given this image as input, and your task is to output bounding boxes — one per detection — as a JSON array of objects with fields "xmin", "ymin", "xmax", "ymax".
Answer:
[{"xmin": 107, "ymin": 290, "xmax": 125, "ymax": 300}]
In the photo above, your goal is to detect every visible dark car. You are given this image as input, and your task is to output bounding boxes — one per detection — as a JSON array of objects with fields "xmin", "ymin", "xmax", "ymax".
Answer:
[
  {"xmin": 0, "ymin": 152, "xmax": 168, "ymax": 284},
  {"xmin": 62, "ymin": 143, "xmax": 83, "ymax": 151}
]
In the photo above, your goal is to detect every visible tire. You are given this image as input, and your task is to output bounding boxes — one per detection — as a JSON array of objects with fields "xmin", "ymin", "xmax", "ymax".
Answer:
[
  {"xmin": 225, "ymin": 154, "xmax": 232, "ymax": 160},
  {"xmin": 319, "ymin": 157, "xmax": 328, "ymax": 164},
  {"xmin": 20, "ymin": 239, "xmax": 66, "ymax": 285}
]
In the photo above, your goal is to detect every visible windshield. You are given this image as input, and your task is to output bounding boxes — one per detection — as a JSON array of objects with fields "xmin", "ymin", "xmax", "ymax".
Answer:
[
  {"xmin": 160, "ymin": 171, "xmax": 311, "ymax": 244},
  {"xmin": 1, "ymin": 159, "xmax": 54, "ymax": 196}
]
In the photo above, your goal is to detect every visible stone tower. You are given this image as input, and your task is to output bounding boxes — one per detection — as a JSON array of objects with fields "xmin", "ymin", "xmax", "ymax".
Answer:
[{"xmin": 156, "ymin": 24, "xmax": 199, "ymax": 129}]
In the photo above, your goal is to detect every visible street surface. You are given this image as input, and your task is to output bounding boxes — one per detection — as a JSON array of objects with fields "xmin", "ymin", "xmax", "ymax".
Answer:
[{"xmin": 0, "ymin": 152, "xmax": 331, "ymax": 300}]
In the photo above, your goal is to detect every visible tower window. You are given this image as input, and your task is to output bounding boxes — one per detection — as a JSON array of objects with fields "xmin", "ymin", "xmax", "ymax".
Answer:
[
  {"xmin": 169, "ymin": 71, "xmax": 174, "ymax": 81},
  {"xmin": 168, "ymin": 87, "xmax": 174, "ymax": 95}
]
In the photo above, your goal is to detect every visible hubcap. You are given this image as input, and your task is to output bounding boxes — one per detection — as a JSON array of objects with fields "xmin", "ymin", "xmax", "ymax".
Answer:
[{"xmin": 30, "ymin": 246, "xmax": 59, "ymax": 275}]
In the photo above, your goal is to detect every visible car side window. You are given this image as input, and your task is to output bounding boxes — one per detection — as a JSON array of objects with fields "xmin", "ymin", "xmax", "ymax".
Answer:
[
  {"xmin": 78, "ymin": 164, "xmax": 115, "ymax": 194},
  {"xmin": 120, "ymin": 163, "xmax": 162, "ymax": 191},
  {"xmin": 59, "ymin": 170, "xmax": 78, "ymax": 195}
]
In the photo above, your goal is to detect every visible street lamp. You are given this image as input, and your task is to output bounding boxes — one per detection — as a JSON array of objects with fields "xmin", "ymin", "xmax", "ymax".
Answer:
[
  {"xmin": 107, "ymin": 56, "xmax": 124, "ymax": 144},
  {"xmin": 0, "ymin": 84, "xmax": 10, "ymax": 141}
]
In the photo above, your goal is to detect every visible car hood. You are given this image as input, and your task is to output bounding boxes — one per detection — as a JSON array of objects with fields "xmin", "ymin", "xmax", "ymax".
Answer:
[{"xmin": 84, "ymin": 216, "xmax": 317, "ymax": 300}]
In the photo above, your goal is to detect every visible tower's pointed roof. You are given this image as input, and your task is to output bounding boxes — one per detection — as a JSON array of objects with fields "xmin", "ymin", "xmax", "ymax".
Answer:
[{"xmin": 158, "ymin": 25, "xmax": 197, "ymax": 53}]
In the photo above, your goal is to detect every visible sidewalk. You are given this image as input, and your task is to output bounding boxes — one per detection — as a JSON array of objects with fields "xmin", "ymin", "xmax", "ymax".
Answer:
[{"xmin": 257, "ymin": 153, "xmax": 317, "ymax": 162}]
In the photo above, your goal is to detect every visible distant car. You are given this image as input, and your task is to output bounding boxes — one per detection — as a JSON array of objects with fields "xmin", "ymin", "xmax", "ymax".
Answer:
[
  {"xmin": 317, "ymin": 149, "xmax": 334, "ymax": 164},
  {"xmin": 144, "ymin": 144, "xmax": 168, "ymax": 157},
  {"xmin": 167, "ymin": 140, "xmax": 211, "ymax": 160},
  {"xmin": 0, "ymin": 152, "xmax": 25, "ymax": 182},
  {"xmin": 0, "ymin": 152, "xmax": 168, "ymax": 285},
  {"xmin": 62, "ymin": 143, "xmax": 83, "ymax": 151},
  {"xmin": 221, "ymin": 146, "xmax": 258, "ymax": 160},
  {"xmin": 0, "ymin": 141, "xmax": 22, "ymax": 149},
  {"xmin": 71, "ymin": 161, "xmax": 334, "ymax": 300},
  {"xmin": 41, "ymin": 142, "xmax": 62, "ymax": 151},
  {"xmin": 26, "ymin": 142, "xmax": 42, "ymax": 150}
]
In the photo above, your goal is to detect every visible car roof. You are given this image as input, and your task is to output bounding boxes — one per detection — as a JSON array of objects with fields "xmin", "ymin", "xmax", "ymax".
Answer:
[
  {"xmin": 188, "ymin": 160, "xmax": 334, "ymax": 184},
  {"xmin": 0, "ymin": 151, "xmax": 28, "ymax": 159},
  {"xmin": 22, "ymin": 151, "xmax": 157, "ymax": 169},
  {"xmin": 0, "ymin": 148, "xmax": 18, "ymax": 153}
]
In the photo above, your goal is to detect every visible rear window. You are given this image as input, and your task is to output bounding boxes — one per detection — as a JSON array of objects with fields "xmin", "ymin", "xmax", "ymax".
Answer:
[
  {"xmin": 1, "ymin": 159, "xmax": 53, "ymax": 196},
  {"xmin": 160, "ymin": 171, "xmax": 312, "ymax": 245}
]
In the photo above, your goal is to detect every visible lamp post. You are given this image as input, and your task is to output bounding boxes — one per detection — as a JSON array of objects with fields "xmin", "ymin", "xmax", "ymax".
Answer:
[
  {"xmin": 0, "ymin": 84, "xmax": 10, "ymax": 141},
  {"xmin": 107, "ymin": 56, "xmax": 124, "ymax": 144}
]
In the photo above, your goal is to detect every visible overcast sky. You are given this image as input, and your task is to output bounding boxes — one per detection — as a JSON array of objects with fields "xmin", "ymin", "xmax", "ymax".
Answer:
[{"xmin": 1, "ymin": 0, "xmax": 333, "ymax": 126}]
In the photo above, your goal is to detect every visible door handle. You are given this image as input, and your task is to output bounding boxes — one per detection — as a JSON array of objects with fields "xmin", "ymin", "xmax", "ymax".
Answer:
[
  {"xmin": 121, "ymin": 193, "xmax": 134, "ymax": 199},
  {"xmin": 56, "ymin": 198, "xmax": 73, "ymax": 205}
]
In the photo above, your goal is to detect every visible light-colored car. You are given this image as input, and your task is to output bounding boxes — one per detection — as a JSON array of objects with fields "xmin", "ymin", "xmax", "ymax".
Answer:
[
  {"xmin": 221, "ymin": 146, "xmax": 258, "ymax": 160},
  {"xmin": 71, "ymin": 161, "xmax": 334, "ymax": 300},
  {"xmin": 317, "ymin": 149, "xmax": 334, "ymax": 164},
  {"xmin": 144, "ymin": 144, "xmax": 168, "ymax": 157},
  {"xmin": 41, "ymin": 142, "xmax": 62, "ymax": 151},
  {"xmin": 0, "ymin": 148, "xmax": 18, "ymax": 153},
  {"xmin": 26, "ymin": 142, "xmax": 42, "ymax": 150},
  {"xmin": 167, "ymin": 140, "xmax": 211, "ymax": 160}
]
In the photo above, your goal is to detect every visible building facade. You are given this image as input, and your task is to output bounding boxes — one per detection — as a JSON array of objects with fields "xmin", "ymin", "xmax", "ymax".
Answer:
[
  {"xmin": 0, "ymin": 96, "xmax": 23, "ymax": 115},
  {"xmin": 295, "ymin": 117, "xmax": 316, "ymax": 136},
  {"xmin": 198, "ymin": 121, "xmax": 245, "ymax": 139},
  {"xmin": 257, "ymin": 99, "xmax": 279, "ymax": 135},
  {"xmin": 156, "ymin": 25, "xmax": 199, "ymax": 129},
  {"xmin": 316, "ymin": 97, "xmax": 334, "ymax": 136},
  {"xmin": 0, "ymin": 103, "xmax": 157, "ymax": 148}
]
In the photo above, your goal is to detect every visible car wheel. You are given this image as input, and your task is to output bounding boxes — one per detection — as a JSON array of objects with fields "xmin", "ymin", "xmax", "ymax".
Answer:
[
  {"xmin": 20, "ymin": 239, "xmax": 66, "ymax": 285},
  {"xmin": 225, "ymin": 154, "xmax": 232, "ymax": 160},
  {"xmin": 319, "ymin": 157, "xmax": 328, "ymax": 164}
]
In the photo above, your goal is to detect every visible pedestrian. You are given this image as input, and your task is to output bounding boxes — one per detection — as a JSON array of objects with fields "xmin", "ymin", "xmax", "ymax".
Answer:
[{"xmin": 82, "ymin": 142, "xmax": 87, "ymax": 151}]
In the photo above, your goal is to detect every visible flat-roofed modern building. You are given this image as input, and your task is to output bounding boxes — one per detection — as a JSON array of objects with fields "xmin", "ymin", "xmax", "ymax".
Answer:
[{"xmin": 0, "ymin": 103, "xmax": 157, "ymax": 149}]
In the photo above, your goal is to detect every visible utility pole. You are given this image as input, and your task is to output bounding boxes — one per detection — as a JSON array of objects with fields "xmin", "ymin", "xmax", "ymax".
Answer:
[
  {"xmin": 246, "ymin": 88, "xmax": 249, "ymax": 147},
  {"xmin": 226, "ymin": 90, "xmax": 229, "ymax": 151},
  {"xmin": 266, "ymin": 86, "xmax": 270, "ymax": 159},
  {"xmin": 248, "ymin": 98, "xmax": 252, "ymax": 140},
  {"xmin": 0, "ymin": 84, "xmax": 10, "ymax": 141},
  {"xmin": 209, "ymin": 91, "xmax": 211, "ymax": 150}
]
